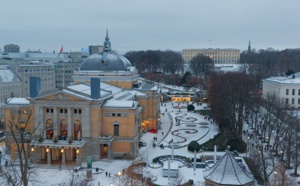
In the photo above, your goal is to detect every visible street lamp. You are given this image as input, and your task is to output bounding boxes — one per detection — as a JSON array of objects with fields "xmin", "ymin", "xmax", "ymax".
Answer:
[
  {"xmin": 247, "ymin": 136, "xmax": 250, "ymax": 157},
  {"xmin": 270, "ymin": 164, "xmax": 285, "ymax": 186},
  {"xmin": 274, "ymin": 171, "xmax": 277, "ymax": 185},
  {"xmin": 118, "ymin": 171, "xmax": 121, "ymax": 186},
  {"xmin": 280, "ymin": 150, "xmax": 284, "ymax": 161}
]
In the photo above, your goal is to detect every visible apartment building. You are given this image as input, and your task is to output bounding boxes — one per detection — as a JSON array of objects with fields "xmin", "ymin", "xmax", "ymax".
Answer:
[
  {"xmin": 9, "ymin": 63, "xmax": 56, "ymax": 97},
  {"xmin": 262, "ymin": 73, "xmax": 300, "ymax": 108}
]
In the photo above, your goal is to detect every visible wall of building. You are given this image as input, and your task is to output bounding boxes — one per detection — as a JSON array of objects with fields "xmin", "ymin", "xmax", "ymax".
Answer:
[
  {"xmin": 54, "ymin": 62, "xmax": 81, "ymax": 88},
  {"xmin": 14, "ymin": 64, "xmax": 56, "ymax": 97},
  {"xmin": 263, "ymin": 79, "xmax": 300, "ymax": 108},
  {"xmin": 4, "ymin": 104, "xmax": 34, "ymax": 159}
]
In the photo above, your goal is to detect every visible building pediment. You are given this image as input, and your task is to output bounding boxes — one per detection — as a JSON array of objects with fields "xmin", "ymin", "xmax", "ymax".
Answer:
[{"xmin": 34, "ymin": 90, "xmax": 90, "ymax": 102}]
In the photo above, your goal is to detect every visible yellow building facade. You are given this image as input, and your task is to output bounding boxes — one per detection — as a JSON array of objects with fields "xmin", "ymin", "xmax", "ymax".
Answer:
[
  {"xmin": 4, "ymin": 32, "xmax": 161, "ymax": 165},
  {"xmin": 182, "ymin": 48, "xmax": 240, "ymax": 64}
]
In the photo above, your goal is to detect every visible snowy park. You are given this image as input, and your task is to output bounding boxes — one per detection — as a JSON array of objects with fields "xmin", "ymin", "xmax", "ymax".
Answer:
[{"xmin": 1, "ymin": 96, "xmax": 300, "ymax": 186}]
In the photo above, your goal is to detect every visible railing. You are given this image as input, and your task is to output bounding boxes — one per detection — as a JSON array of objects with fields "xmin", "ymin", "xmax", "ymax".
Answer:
[
  {"xmin": 98, "ymin": 135, "xmax": 114, "ymax": 141},
  {"xmin": 33, "ymin": 138, "xmax": 86, "ymax": 148}
]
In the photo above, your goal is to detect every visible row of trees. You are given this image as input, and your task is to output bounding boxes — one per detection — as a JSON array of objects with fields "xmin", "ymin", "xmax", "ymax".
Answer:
[
  {"xmin": 247, "ymin": 93, "xmax": 300, "ymax": 185},
  {"xmin": 206, "ymin": 70, "xmax": 300, "ymax": 185},
  {"xmin": 207, "ymin": 72, "xmax": 258, "ymax": 139},
  {"xmin": 125, "ymin": 50, "xmax": 183, "ymax": 74},
  {"xmin": 241, "ymin": 48, "xmax": 300, "ymax": 86},
  {"xmin": 126, "ymin": 50, "xmax": 214, "ymax": 89},
  {"xmin": 126, "ymin": 48, "xmax": 300, "ymax": 89}
]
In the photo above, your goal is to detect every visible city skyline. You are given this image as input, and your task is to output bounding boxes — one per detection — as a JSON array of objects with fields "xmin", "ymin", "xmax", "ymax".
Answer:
[{"xmin": 1, "ymin": 0, "xmax": 299, "ymax": 54}]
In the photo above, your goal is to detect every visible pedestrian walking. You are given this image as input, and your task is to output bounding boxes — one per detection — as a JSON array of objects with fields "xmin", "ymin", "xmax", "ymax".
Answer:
[
  {"xmin": 105, "ymin": 171, "xmax": 108, "ymax": 177},
  {"xmin": 5, "ymin": 160, "xmax": 8, "ymax": 168},
  {"xmin": 59, "ymin": 166, "xmax": 62, "ymax": 171},
  {"xmin": 162, "ymin": 132, "xmax": 164, "ymax": 136},
  {"xmin": 109, "ymin": 173, "xmax": 111, "ymax": 177}
]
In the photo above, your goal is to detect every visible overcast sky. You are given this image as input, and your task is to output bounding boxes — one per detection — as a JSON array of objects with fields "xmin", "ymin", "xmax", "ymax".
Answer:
[{"xmin": 1, "ymin": 0, "xmax": 299, "ymax": 54}]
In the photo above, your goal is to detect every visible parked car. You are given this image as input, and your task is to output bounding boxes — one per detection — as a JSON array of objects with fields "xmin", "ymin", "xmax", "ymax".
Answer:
[
  {"xmin": 205, "ymin": 160, "xmax": 216, "ymax": 168},
  {"xmin": 139, "ymin": 140, "xmax": 147, "ymax": 147},
  {"xmin": 232, "ymin": 150, "xmax": 239, "ymax": 157},
  {"xmin": 234, "ymin": 157, "xmax": 243, "ymax": 164}
]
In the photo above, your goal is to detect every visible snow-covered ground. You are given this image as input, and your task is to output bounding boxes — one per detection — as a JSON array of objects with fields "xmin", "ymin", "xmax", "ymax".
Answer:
[{"xmin": 3, "ymin": 98, "xmax": 297, "ymax": 185}]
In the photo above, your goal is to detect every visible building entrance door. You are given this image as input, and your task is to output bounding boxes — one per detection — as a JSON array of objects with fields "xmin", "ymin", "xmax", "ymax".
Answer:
[{"xmin": 100, "ymin": 144, "xmax": 108, "ymax": 158}]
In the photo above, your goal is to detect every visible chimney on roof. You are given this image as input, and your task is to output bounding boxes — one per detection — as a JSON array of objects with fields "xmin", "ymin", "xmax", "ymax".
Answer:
[
  {"xmin": 30, "ymin": 77, "xmax": 41, "ymax": 98},
  {"xmin": 91, "ymin": 78, "xmax": 100, "ymax": 99}
]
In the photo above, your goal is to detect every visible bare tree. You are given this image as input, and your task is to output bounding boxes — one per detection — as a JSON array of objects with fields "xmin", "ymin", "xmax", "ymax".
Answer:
[
  {"xmin": 207, "ymin": 72, "xmax": 257, "ymax": 139},
  {"xmin": 57, "ymin": 168, "xmax": 88, "ymax": 186},
  {"xmin": 2, "ymin": 108, "xmax": 42, "ymax": 186},
  {"xmin": 291, "ymin": 113, "xmax": 300, "ymax": 176},
  {"xmin": 189, "ymin": 54, "xmax": 213, "ymax": 78},
  {"xmin": 110, "ymin": 169, "xmax": 132, "ymax": 186},
  {"xmin": 161, "ymin": 50, "xmax": 183, "ymax": 74},
  {"xmin": 170, "ymin": 172, "xmax": 185, "ymax": 186}
]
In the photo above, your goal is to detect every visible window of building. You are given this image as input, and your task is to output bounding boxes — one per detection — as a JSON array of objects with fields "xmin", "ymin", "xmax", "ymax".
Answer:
[
  {"xmin": 292, "ymin": 89, "xmax": 295, "ymax": 95},
  {"xmin": 74, "ymin": 109, "xmax": 82, "ymax": 114},
  {"xmin": 292, "ymin": 98, "xmax": 295, "ymax": 104},
  {"xmin": 60, "ymin": 108, "xmax": 68, "ymax": 113},
  {"xmin": 114, "ymin": 124, "xmax": 119, "ymax": 136},
  {"xmin": 74, "ymin": 119, "xmax": 82, "ymax": 140},
  {"xmin": 46, "ymin": 119, "xmax": 54, "ymax": 139},
  {"xmin": 298, "ymin": 89, "xmax": 300, "ymax": 95},
  {"xmin": 46, "ymin": 108, "xmax": 54, "ymax": 113},
  {"xmin": 286, "ymin": 98, "xmax": 289, "ymax": 105},
  {"xmin": 117, "ymin": 113, "xmax": 121, "ymax": 117},
  {"xmin": 59, "ymin": 119, "xmax": 67, "ymax": 139},
  {"xmin": 286, "ymin": 89, "xmax": 289, "ymax": 95},
  {"xmin": 298, "ymin": 98, "xmax": 300, "ymax": 105},
  {"xmin": 112, "ymin": 113, "xmax": 116, "ymax": 117}
]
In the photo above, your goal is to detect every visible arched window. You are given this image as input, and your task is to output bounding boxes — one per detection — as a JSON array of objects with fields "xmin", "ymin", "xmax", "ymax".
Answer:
[
  {"xmin": 60, "ymin": 119, "xmax": 67, "ymax": 139},
  {"xmin": 74, "ymin": 120, "xmax": 82, "ymax": 140},
  {"xmin": 46, "ymin": 119, "xmax": 53, "ymax": 139}
]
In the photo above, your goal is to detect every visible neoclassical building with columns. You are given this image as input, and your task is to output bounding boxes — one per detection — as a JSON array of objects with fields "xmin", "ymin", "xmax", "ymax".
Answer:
[{"xmin": 4, "ymin": 32, "xmax": 161, "ymax": 166}]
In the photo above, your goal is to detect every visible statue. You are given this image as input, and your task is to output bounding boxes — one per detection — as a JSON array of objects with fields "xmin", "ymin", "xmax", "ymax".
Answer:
[{"xmin": 87, "ymin": 157, "xmax": 93, "ymax": 169}]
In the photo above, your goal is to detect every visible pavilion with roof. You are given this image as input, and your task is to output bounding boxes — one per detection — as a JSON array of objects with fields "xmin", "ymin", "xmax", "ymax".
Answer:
[{"xmin": 203, "ymin": 151, "xmax": 254, "ymax": 186}]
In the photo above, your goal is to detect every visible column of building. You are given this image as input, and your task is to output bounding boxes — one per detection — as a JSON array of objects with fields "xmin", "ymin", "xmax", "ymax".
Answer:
[
  {"xmin": 67, "ymin": 108, "xmax": 72, "ymax": 139},
  {"xmin": 53, "ymin": 107, "xmax": 58, "ymax": 138},
  {"xmin": 82, "ymin": 108, "xmax": 90, "ymax": 160}
]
